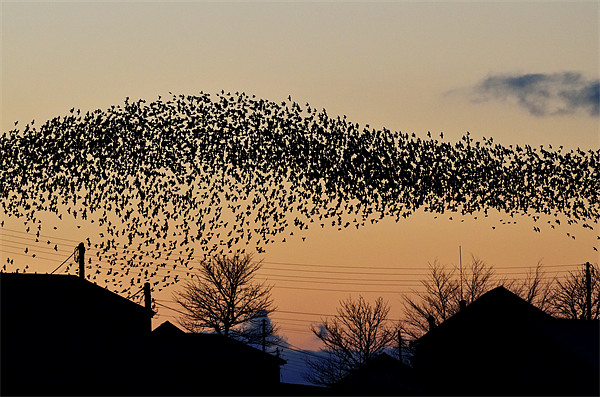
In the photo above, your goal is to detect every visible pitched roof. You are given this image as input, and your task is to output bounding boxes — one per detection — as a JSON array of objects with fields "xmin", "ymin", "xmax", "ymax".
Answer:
[
  {"xmin": 0, "ymin": 272, "xmax": 147, "ymax": 316},
  {"xmin": 151, "ymin": 320, "xmax": 287, "ymax": 366},
  {"xmin": 152, "ymin": 320, "xmax": 186, "ymax": 336},
  {"xmin": 411, "ymin": 286, "xmax": 599, "ymax": 395},
  {"xmin": 416, "ymin": 285, "xmax": 552, "ymax": 346}
]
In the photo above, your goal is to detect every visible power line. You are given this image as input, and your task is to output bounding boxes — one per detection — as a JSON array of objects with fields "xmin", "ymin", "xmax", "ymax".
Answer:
[
  {"xmin": 115, "ymin": 260, "xmax": 568, "ymax": 289},
  {"xmin": 271, "ymin": 316, "xmax": 321, "ymax": 324},
  {"xmin": 70, "ymin": 257, "xmax": 579, "ymax": 283},
  {"xmin": 274, "ymin": 341, "xmax": 323, "ymax": 359},
  {"xmin": 270, "ymin": 284, "xmax": 408, "ymax": 294},
  {"xmin": 262, "ymin": 260, "xmax": 426, "ymax": 270},
  {"xmin": 155, "ymin": 301, "xmax": 188, "ymax": 316},
  {"xmin": 3, "ymin": 230, "xmax": 588, "ymax": 272},
  {"xmin": 263, "ymin": 259, "xmax": 584, "ymax": 270},
  {"xmin": 1, "ymin": 229, "xmax": 85, "ymax": 244},
  {"xmin": 50, "ymin": 250, "xmax": 76, "ymax": 274},
  {"xmin": 278, "ymin": 309, "xmax": 333, "ymax": 317},
  {"xmin": 256, "ymin": 275, "xmax": 423, "ymax": 288},
  {"xmin": 2, "ymin": 249, "xmax": 70, "ymax": 263},
  {"xmin": 127, "ymin": 285, "xmax": 146, "ymax": 300},
  {"xmin": 1, "ymin": 243, "xmax": 73, "ymax": 257},
  {"xmin": 261, "ymin": 265, "xmax": 576, "ymax": 277},
  {"xmin": 276, "ymin": 328, "xmax": 314, "ymax": 336},
  {"xmin": 261, "ymin": 266, "xmax": 426, "ymax": 276}
]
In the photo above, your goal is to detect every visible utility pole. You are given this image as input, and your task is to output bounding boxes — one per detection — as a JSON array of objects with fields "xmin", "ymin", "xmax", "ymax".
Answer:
[
  {"xmin": 77, "ymin": 242, "xmax": 85, "ymax": 279},
  {"xmin": 144, "ymin": 282, "xmax": 152, "ymax": 314},
  {"xmin": 459, "ymin": 246, "xmax": 466, "ymax": 311},
  {"xmin": 144, "ymin": 282, "xmax": 153, "ymax": 333},
  {"xmin": 459, "ymin": 245, "xmax": 463, "ymax": 302},
  {"xmin": 261, "ymin": 319, "xmax": 267, "ymax": 352},
  {"xmin": 398, "ymin": 330, "xmax": 403, "ymax": 362},
  {"xmin": 585, "ymin": 262, "xmax": 592, "ymax": 320}
]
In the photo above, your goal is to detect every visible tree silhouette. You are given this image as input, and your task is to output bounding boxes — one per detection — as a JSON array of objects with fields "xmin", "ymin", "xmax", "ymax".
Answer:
[
  {"xmin": 552, "ymin": 263, "xmax": 599, "ymax": 319},
  {"xmin": 402, "ymin": 261, "xmax": 461, "ymax": 340},
  {"xmin": 402, "ymin": 257, "xmax": 555, "ymax": 339},
  {"xmin": 234, "ymin": 310, "xmax": 285, "ymax": 351},
  {"xmin": 174, "ymin": 254, "xmax": 276, "ymax": 342},
  {"xmin": 305, "ymin": 296, "xmax": 396, "ymax": 386},
  {"xmin": 504, "ymin": 261, "xmax": 555, "ymax": 314}
]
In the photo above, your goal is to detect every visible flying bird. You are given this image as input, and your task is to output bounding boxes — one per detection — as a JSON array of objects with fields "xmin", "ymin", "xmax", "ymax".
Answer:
[{"xmin": 0, "ymin": 91, "xmax": 597, "ymax": 294}]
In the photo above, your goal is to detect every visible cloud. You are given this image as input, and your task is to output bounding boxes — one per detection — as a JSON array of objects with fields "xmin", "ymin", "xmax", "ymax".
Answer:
[{"xmin": 470, "ymin": 72, "xmax": 599, "ymax": 117}]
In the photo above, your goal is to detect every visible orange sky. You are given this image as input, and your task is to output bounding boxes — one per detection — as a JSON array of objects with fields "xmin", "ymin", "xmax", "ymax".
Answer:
[{"xmin": 1, "ymin": 1, "xmax": 598, "ymax": 350}]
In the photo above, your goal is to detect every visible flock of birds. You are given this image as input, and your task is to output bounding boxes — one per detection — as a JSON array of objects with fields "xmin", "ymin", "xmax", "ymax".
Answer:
[{"xmin": 1, "ymin": 91, "xmax": 598, "ymax": 295}]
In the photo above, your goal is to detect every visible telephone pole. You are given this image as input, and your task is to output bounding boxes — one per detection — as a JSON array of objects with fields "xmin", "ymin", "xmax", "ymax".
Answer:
[
  {"xmin": 585, "ymin": 262, "xmax": 592, "ymax": 320},
  {"xmin": 397, "ymin": 330, "xmax": 403, "ymax": 362},
  {"xmin": 77, "ymin": 242, "xmax": 85, "ymax": 279},
  {"xmin": 459, "ymin": 246, "xmax": 466, "ymax": 310}
]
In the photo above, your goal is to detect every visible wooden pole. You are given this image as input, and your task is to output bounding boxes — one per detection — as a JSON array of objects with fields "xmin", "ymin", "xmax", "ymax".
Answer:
[
  {"xmin": 144, "ymin": 282, "xmax": 152, "ymax": 314},
  {"xmin": 398, "ymin": 330, "xmax": 403, "ymax": 362},
  {"xmin": 585, "ymin": 262, "xmax": 592, "ymax": 320},
  {"xmin": 78, "ymin": 242, "xmax": 85, "ymax": 279}
]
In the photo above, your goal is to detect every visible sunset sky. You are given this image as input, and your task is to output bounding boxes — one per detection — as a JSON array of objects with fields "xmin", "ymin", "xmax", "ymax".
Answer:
[{"xmin": 1, "ymin": 0, "xmax": 598, "ymax": 365}]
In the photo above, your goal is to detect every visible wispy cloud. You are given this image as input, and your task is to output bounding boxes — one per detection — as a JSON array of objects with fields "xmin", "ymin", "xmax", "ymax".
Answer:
[{"xmin": 469, "ymin": 72, "xmax": 599, "ymax": 117}]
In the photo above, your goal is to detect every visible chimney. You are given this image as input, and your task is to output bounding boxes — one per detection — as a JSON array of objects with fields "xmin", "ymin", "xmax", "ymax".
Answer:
[
  {"xmin": 459, "ymin": 299, "xmax": 467, "ymax": 311},
  {"xmin": 427, "ymin": 315, "xmax": 436, "ymax": 331},
  {"xmin": 77, "ymin": 243, "xmax": 85, "ymax": 279}
]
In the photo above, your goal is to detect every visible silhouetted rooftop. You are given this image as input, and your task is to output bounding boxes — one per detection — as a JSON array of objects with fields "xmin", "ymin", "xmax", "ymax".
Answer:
[
  {"xmin": 416, "ymin": 285, "xmax": 552, "ymax": 345},
  {"xmin": 151, "ymin": 320, "xmax": 286, "ymax": 366},
  {"xmin": 0, "ymin": 272, "xmax": 147, "ymax": 315}
]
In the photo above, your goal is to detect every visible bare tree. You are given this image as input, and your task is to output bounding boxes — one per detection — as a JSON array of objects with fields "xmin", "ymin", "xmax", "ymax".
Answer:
[
  {"xmin": 174, "ymin": 253, "xmax": 276, "ymax": 341},
  {"xmin": 503, "ymin": 261, "xmax": 556, "ymax": 314},
  {"xmin": 234, "ymin": 309, "xmax": 286, "ymax": 350},
  {"xmin": 402, "ymin": 256, "xmax": 555, "ymax": 340},
  {"xmin": 402, "ymin": 261, "xmax": 461, "ymax": 340},
  {"xmin": 403, "ymin": 257, "xmax": 569, "ymax": 341},
  {"xmin": 305, "ymin": 296, "xmax": 396, "ymax": 387},
  {"xmin": 552, "ymin": 263, "xmax": 599, "ymax": 319},
  {"xmin": 463, "ymin": 256, "xmax": 496, "ymax": 303}
]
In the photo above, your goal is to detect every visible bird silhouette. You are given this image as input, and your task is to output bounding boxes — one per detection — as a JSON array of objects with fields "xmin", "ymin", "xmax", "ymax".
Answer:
[{"xmin": 0, "ymin": 91, "xmax": 597, "ymax": 294}]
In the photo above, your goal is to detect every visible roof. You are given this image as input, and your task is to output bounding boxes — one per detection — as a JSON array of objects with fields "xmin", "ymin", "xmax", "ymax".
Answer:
[
  {"xmin": 416, "ymin": 285, "xmax": 552, "ymax": 346},
  {"xmin": 152, "ymin": 321, "xmax": 287, "ymax": 366},
  {"xmin": 152, "ymin": 319, "xmax": 186, "ymax": 336},
  {"xmin": 0, "ymin": 272, "xmax": 148, "ymax": 316},
  {"xmin": 1, "ymin": 272, "xmax": 152, "ymax": 395},
  {"xmin": 334, "ymin": 353, "xmax": 420, "ymax": 393}
]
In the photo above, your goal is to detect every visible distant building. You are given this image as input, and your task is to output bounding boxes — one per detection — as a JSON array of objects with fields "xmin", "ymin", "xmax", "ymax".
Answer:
[
  {"xmin": 149, "ymin": 320, "xmax": 287, "ymax": 395},
  {"xmin": 332, "ymin": 352, "xmax": 422, "ymax": 395},
  {"xmin": 1, "ymin": 273, "xmax": 152, "ymax": 395},
  {"xmin": 412, "ymin": 286, "xmax": 599, "ymax": 395}
]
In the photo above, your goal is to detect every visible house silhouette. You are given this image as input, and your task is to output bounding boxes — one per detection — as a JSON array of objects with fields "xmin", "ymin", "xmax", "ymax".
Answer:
[
  {"xmin": 1, "ymin": 273, "xmax": 286, "ymax": 395},
  {"xmin": 1, "ymin": 273, "xmax": 152, "ymax": 395},
  {"xmin": 412, "ymin": 286, "xmax": 599, "ymax": 395},
  {"xmin": 332, "ymin": 352, "xmax": 422, "ymax": 395},
  {"xmin": 149, "ymin": 320, "xmax": 286, "ymax": 395}
]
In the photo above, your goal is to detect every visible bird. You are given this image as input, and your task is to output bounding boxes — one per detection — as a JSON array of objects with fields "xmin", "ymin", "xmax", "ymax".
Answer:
[{"xmin": 0, "ymin": 90, "xmax": 596, "ymax": 294}]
